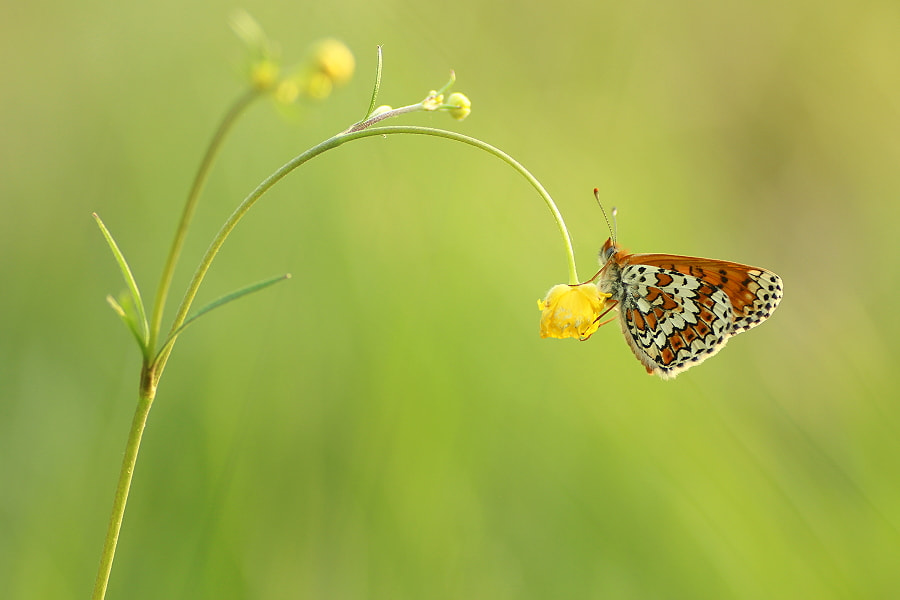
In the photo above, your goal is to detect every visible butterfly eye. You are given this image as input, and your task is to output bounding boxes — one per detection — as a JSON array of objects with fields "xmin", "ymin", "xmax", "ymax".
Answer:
[{"xmin": 601, "ymin": 245, "xmax": 616, "ymax": 262}]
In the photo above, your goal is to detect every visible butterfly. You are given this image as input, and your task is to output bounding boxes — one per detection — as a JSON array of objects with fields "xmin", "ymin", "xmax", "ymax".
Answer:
[{"xmin": 594, "ymin": 235, "xmax": 783, "ymax": 380}]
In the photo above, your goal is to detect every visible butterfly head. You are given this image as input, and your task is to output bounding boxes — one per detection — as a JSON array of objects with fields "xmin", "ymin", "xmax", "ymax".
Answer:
[{"xmin": 599, "ymin": 237, "xmax": 622, "ymax": 265}]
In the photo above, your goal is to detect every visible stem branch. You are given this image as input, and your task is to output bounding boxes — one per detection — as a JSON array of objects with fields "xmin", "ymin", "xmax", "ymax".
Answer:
[{"xmin": 148, "ymin": 89, "xmax": 260, "ymax": 352}]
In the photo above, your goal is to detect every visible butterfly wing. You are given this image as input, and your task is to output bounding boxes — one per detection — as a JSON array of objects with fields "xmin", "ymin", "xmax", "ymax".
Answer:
[
  {"xmin": 623, "ymin": 254, "xmax": 783, "ymax": 333},
  {"xmin": 610, "ymin": 262, "xmax": 735, "ymax": 379},
  {"xmin": 607, "ymin": 253, "xmax": 783, "ymax": 379}
]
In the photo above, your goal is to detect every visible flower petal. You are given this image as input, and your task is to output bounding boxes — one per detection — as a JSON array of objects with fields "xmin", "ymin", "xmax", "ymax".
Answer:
[{"xmin": 539, "ymin": 283, "xmax": 612, "ymax": 340}]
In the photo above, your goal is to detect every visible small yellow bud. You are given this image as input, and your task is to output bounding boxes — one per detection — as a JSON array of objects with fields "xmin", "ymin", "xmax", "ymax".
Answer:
[
  {"xmin": 446, "ymin": 92, "xmax": 471, "ymax": 120},
  {"xmin": 274, "ymin": 80, "xmax": 301, "ymax": 104},
  {"xmin": 422, "ymin": 91, "xmax": 444, "ymax": 111},
  {"xmin": 250, "ymin": 60, "xmax": 280, "ymax": 91},
  {"xmin": 304, "ymin": 72, "xmax": 334, "ymax": 100},
  {"xmin": 538, "ymin": 283, "xmax": 612, "ymax": 341},
  {"xmin": 311, "ymin": 39, "xmax": 355, "ymax": 86}
]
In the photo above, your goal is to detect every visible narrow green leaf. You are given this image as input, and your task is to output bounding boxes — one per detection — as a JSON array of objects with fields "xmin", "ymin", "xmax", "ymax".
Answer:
[
  {"xmin": 362, "ymin": 45, "xmax": 383, "ymax": 120},
  {"xmin": 93, "ymin": 213, "xmax": 150, "ymax": 350},
  {"xmin": 105, "ymin": 294, "xmax": 127, "ymax": 318},
  {"xmin": 435, "ymin": 69, "xmax": 457, "ymax": 96},
  {"xmin": 155, "ymin": 273, "xmax": 291, "ymax": 361},
  {"xmin": 106, "ymin": 294, "xmax": 149, "ymax": 352}
]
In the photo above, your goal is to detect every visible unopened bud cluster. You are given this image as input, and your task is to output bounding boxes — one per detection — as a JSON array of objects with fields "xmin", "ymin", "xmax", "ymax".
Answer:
[
  {"xmin": 233, "ymin": 12, "xmax": 355, "ymax": 105},
  {"xmin": 420, "ymin": 89, "xmax": 471, "ymax": 121}
]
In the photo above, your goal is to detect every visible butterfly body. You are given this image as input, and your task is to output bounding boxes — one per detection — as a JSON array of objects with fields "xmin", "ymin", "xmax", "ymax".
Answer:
[{"xmin": 596, "ymin": 238, "xmax": 783, "ymax": 379}]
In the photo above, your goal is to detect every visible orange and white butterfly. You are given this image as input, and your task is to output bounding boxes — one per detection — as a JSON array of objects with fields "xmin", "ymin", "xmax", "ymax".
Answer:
[{"xmin": 595, "ymin": 216, "xmax": 783, "ymax": 380}]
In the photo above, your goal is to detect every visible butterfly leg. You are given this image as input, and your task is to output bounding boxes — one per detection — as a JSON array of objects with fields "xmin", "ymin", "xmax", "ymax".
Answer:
[
  {"xmin": 593, "ymin": 298, "xmax": 619, "ymax": 327},
  {"xmin": 584, "ymin": 264, "xmax": 610, "ymax": 284}
]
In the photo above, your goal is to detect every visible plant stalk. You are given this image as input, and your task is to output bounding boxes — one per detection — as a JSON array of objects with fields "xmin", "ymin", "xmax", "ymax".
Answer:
[{"xmin": 91, "ymin": 365, "xmax": 156, "ymax": 600}]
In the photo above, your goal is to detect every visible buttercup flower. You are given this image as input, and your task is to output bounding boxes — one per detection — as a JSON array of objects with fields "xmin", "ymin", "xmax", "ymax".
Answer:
[{"xmin": 538, "ymin": 283, "xmax": 612, "ymax": 340}]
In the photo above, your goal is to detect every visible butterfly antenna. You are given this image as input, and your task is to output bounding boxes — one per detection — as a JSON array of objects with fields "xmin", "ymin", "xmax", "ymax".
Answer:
[
  {"xmin": 593, "ymin": 188, "xmax": 616, "ymax": 243},
  {"xmin": 611, "ymin": 206, "xmax": 618, "ymax": 243}
]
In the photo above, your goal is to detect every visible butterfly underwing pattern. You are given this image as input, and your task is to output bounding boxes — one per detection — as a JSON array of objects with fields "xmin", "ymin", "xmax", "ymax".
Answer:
[{"xmin": 596, "ymin": 238, "xmax": 783, "ymax": 379}]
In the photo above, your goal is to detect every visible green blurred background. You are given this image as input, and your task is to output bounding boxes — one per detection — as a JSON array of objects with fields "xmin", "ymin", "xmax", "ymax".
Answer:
[{"xmin": 3, "ymin": 0, "xmax": 900, "ymax": 597}]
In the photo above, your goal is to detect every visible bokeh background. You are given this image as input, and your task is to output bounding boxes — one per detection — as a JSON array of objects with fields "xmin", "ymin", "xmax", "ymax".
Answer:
[{"xmin": 3, "ymin": 0, "xmax": 900, "ymax": 598}]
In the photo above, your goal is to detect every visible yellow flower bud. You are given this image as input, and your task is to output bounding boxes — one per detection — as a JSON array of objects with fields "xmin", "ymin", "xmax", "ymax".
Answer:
[
  {"xmin": 304, "ymin": 72, "xmax": 334, "ymax": 100},
  {"xmin": 311, "ymin": 39, "xmax": 355, "ymax": 86},
  {"xmin": 538, "ymin": 283, "xmax": 612, "ymax": 340},
  {"xmin": 250, "ymin": 60, "xmax": 280, "ymax": 91},
  {"xmin": 274, "ymin": 79, "xmax": 300, "ymax": 104},
  {"xmin": 446, "ymin": 92, "xmax": 471, "ymax": 120}
]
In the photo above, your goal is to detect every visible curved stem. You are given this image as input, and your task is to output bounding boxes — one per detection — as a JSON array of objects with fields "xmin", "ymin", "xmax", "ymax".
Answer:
[
  {"xmin": 365, "ymin": 127, "xmax": 578, "ymax": 283},
  {"xmin": 152, "ymin": 125, "xmax": 578, "ymax": 380},
  {"xmin": 148, "ymin": 89, "xmax": 261, "ymax": 353},
  {"xmin": 91, "ymin": 367, "xmax": 156, "ymax": 600}
]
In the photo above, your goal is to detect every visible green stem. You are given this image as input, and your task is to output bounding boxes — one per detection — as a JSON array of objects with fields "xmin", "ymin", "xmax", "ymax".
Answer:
[
  {"xmin": 343, "ymin": 102, "xmax": 424, "ymax": 133},
  {"xmin": 153, "ymin": 124, "xmax": 578, "ymax": 379},
  {"xmin": 91, "ymin": 366, "xmax": 156, "ymax": 600},
  {"xmin": 147, "ymin": 89, "xmax": 261, "ymax": 353}
]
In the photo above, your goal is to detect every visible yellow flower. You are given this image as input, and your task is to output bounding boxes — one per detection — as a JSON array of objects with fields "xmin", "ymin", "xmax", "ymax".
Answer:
[
  {"xmin": 311, "ymin": 39, "xmax": 355, "ymax": 86},
  {"xmin": 538, "ymin": 283, "xmax": 612, "ymax": 340},
  {"xmin": 446, "ymin": 92, "xmax": 471, "ymax": 120}
]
